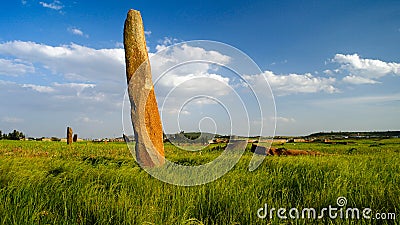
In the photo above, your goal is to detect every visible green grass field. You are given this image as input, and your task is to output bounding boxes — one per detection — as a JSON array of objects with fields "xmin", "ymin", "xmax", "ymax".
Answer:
[{"xmin": 0, "ymin": 139, "xmax": 399, "ymax": 224}]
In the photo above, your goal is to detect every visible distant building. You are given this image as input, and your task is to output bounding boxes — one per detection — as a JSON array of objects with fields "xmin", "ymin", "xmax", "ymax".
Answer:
[
  {"xmin": 258, "ymin": 139, "xmax": 287, "ymax": 144},
  {"xmin": 109, "ymin": 137, "xmax": 125, "ymax": 142},
  {"xmin": 294, "ymin": 138, "xmax": 306, "ymax": 143}
]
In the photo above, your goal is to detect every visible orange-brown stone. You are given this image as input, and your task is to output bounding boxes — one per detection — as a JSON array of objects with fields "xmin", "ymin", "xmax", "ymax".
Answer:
[
  {"xmin": 67, "ymin": 127, "xmax": 73, "ymax": 145},
  {"xmin": 124, "ymin": 9, "xmax": 165, "ymax": 167}
]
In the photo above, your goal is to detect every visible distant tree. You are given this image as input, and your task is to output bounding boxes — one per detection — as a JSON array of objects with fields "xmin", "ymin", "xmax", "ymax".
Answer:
[
  {"xmin": 7, "ymin": 130, "xmax": 25, "ymax": 140},
  {"xmin": 51, "ymin": 137, "xmax": 61, "ymax": 142}
]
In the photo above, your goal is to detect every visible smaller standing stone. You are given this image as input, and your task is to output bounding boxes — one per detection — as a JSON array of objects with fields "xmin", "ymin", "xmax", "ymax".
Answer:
[
  {"xmin": 67, "ymin": 127, "xmax": 73, "ymax": 145},
  {"xmin": 73, "ymin": 134, "xmax": 78, "ymax": 142}
]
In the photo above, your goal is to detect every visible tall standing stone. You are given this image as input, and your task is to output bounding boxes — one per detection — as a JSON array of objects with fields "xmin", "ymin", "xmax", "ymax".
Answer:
[
  {"xmin": 124, "ymin": 9, "xmax": 165, "ymax": 167},
  {"xmin": 67, "ymin": 127, "xmax": 73, "ymax": 145}
]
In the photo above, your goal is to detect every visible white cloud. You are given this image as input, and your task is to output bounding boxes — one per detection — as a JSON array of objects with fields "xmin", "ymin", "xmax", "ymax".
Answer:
[
  {"xmin": 150, "ymin": 43, "xmax": 235, "ymax": 132},
  {"xmin": 0, "ymin": 41, "xmax": 125, "ymax": 83},
  {"xmin": 244, "ymin": 71, "xmax": 337, "ymax": 96},
  {"xmin": 2, "ymin": 117, "xmax": 24, "ymax": 123},
  {"xmin": 274, "ymin": 116, "xmax": 296, "ymax": 123},
  {"xmin": 70, "ymin": 28, "xmax": 83, "ymax": 36},
  {"xmin": 21, "ymin": 0, "xmax": 27, "ymax": 5},
  {"xmin": 22, "ymin": 84, "xmax": 55, "ymax": 93},
  {"xmin": 0, "ymin": 41, "xmax": 139, "ymax": 138},
  {"xmin": 53, "ymin": 82, "xmax": 95, "ymax": 90},
  {"xmin": 0, "ymin": 41, "xmax": 125, "ymax": 123},
  {"xmin": 39, "ymin": 0, "xmax": 63, "ymax": 10},
  {"xmin": 53, "ymin": 82, "xmax": 96, "ymax": 97},
  {"xmin": 144, "ymin": 30, "xmax": 152, "ymax": 36},
  {"xmin": 342, "ymin": 75, "xmax": 380, "ymax": 84},
  {"xmin": 165, "ymin": 108, "xmax": 191, "ymax": 115},
  {"xmin": 115, "ymin": 42, "xmax": 124, "ymax": 48},
  {"xmin": 0, "ymin": 59, "xmax": 34, "ymax": 76},
  {"xmin": 157, "ymin": 37, "xmax": 180, "ymax": 48},
  {"xmin": 151, "ymin": 43, "xmax": 232, "ymax": 100},
  {"xmin": 1, "ymin": 39, "xmax": 398, "ymax": 137},
  {"xmin": 0, "ymin": 80, "xmax": 16, "ymax": 86},
  {"xmin": 67, "ymin": 28, "xmax": 88, "ymax": 38},
  {"xmin": 323, "ymin": 69, "xmax": 333, "ymax": 75},
  {"xmin": 333, "ymin": 54, "xmax": 400, "ymax": 84},
  {"xmin": 146, "ymin": 42, "xmax": 258, "ymax": 135},
  {"xmin": 151, "ymin": 43, "xmax": 231, "ymax": 79},
  {"xmin": 158, "ymin": 72, "xmax": 230, "ymax": 95},
  {"xmin": 76, "ymin": 116, "xmax": 103, "ymax": 124},
  {"xmin": 20, "ymin": 82, "xmax": 101, "ymax": 101},
  {"xmin": 312, "ymin": 93, "xmax": 400, "ymax": 106}
]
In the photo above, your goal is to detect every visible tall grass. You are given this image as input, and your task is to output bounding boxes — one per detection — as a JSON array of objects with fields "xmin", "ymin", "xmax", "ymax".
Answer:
[{"xmin": 0, "ymin": 139, "xmax": 399, "ymax": 224}]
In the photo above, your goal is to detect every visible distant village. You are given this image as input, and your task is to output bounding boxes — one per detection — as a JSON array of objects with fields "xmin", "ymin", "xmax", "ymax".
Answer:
[{"xmin": 2, "ymin": 129, "xmax": 399, "ymax": 144}]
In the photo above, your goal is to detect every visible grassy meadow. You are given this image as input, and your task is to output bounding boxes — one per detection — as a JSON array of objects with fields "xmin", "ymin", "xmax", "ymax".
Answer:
[{"xmin": 0, "ymin": 139, "xmax": 399, "ymax": 224}]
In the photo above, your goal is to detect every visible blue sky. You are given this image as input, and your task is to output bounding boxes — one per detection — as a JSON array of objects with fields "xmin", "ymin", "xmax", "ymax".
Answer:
[{"xmin": 0, "ymin": 0, "xmax": 399, "ymax": 138}]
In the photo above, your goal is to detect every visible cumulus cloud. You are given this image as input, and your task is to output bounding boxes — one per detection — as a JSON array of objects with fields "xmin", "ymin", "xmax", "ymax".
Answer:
[
  {"xmin": 69, "ymin": 28, "xmax": 83, "ymax": 36},
  {"xmin": 0, "ymin": 58, "xmax": 34, "ymax": 76},
  {"xmin": 53, "ymin": 82, "xmax": 95, "ymax": 92},
  {"xmin": 164, "ymin": 108, "xmax": 191, "ymax": 115},
  {"xmin": 150, "ymin": 43, "xmax": 234, "ymax": 135},
  {"xmin": 342, "ymin": 75, "xmax": 380, "ymax": 84},
  {"xmin": 68, "ymin": 28, "xmax": 88, "ymax": 37},
  {"xmin": 0, "ymin": 40, "xmax": 236, "ymax": 136},
  {"xmin": 244, "ymin": 71, "xmax": 337, "ymax": 96},
  {"xmin": 39, "ymin": 0, "xmax": 63, "ymax": 10},
  {"xmin": 76, "ymin": 116, "xmax": 103, "ymax": 124},
  {"xmin": 0, "ymin": 41, "xmax": 233, "ymax": 103},
  {"xmin": 0, "ymin": 40, "xmax": 264, "ymax": 137},
  {"xmin": 22, "ymin": 84, "xmax": 55, "ymax": 93},
  {"xmin": 157, "ymin": 37, "xmax": 180, "ymax": 48},
  {"xmin": 1, "ymin": 117, "xmax": 24, "ymax": 123},
  {"xmin": 0, "ymin": 41, "xmax": 124, "ymax": 113},
  {"xmin": 146, "ymin": 42, "xmax": 258, "ymax": 134},
  {"xmin": 0, "ymin": 80, "xmax": 16, "ymax": 86},
  {"xmin": 323, "ymin": 69, "xmax": 333, "ymax": 75},
  {"xmin": 115, "ymin": 42, "xmax": 124, "ymax": 48},
  {"xmin": 0, "ymin": 41, "xmax": 125, "ymax": 83},
  {"xmin": 19, "ymin": 81, "xmax": 99, "ymax": 100},
  {"xmin": 151, "ymin": 43, "xmax": 230, "ymax": 78},
  {"xmin": 311, "ymin": 93, "xmax": 400, "ymax": 106},
  {"xmin": 274, "ymin": 116, "xmax": 296, "ymax": 123},
  {"xmin": 0, "ymin": 41, "xmax": 125, "ymax": 137},
  {"xmin": 333, "ymin": 53, "xmax": 400, "ymax": 84},
  {"xmin": 151, "ymin": 43, "xmax": 232, "ymax": 100},
  {"xmin": 157, "ymin": 73, "xmax": 231, "ymax": 97}
]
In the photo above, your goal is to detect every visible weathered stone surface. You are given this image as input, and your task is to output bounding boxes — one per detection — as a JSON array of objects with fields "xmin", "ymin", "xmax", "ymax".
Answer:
[
  {"xmin": 124, "ymin": 9, "xmax": 165, "ymax": 167},
  {"xmin": 73, "ymin": 134, "xmax": 78, "ymax": 142},
  {"xmin": 67, "ymin": 127, "xmax": 73, "ymax": 145}
]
